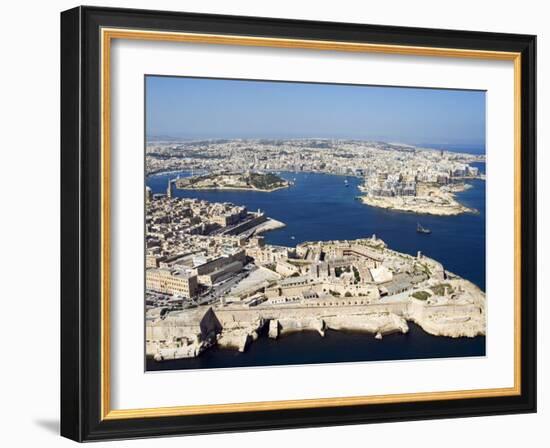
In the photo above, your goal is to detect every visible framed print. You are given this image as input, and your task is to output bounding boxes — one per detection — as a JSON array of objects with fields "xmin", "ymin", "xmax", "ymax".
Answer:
[{"xmin": 60, "ymin": 6, "xmax": 537, "ymax": 441}]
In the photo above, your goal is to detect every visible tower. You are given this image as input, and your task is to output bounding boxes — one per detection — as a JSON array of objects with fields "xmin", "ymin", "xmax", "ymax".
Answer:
[{"xmin": 167, "ymin": 179, "xmax": 174, "ymax": 198}]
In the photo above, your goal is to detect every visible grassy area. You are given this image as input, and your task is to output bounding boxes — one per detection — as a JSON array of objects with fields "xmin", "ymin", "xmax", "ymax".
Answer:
[
  {"xmin": 177, "ymin": 172, "xmax": 287, "ymax": 191},
  {"xmin": 352, "ymin": 266, "xmax": 361, "ymax": 284},
  {"xmin": 415, "ymin": 262, "xmax": 432, "ymax": 276},
  {"xmin": 412, "ymin": 291, "xmax": 431, "ymax": 301},
  {"xmin": 430, "ymin": 283, "xmax": 454, "ymax": 296},
  {"xmin": 249, "ymin": 172, "xmax": 287, "ymax": 190}
]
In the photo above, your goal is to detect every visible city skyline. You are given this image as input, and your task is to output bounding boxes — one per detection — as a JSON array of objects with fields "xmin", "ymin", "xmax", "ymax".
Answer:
[{"xmin": 146, "ymin": 76, "xmax": 486, "ymax": 149}]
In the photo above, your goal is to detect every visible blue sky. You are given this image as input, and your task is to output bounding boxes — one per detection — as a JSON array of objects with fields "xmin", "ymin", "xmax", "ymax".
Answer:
[{"xmin": 146, "ymin": 76, "xmax": 486, "ymax": 148}]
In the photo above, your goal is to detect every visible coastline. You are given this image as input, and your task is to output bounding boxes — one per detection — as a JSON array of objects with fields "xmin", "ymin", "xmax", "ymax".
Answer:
[
  {"xmin": 146, "ymin": 170, "xmax": 486, "ymax": 289},
  {"xmin": 146, "ymin": 235, "xmax": 486, "ymax": 364},
  {"xmin": 175, "ymin": 184, "xmax": 290, "ymax": 193},
  {"xmin": 147, "ymin": 275, "xmax": 486, "ymax": 365},
  {"xmin": 358, "ymin": 195, "xmax": 475, "ymax": 216},
  {"xmin": 146, "ymin": 321, "xmax": 485, "ymax": 371},
  {"xmin": 149, "ymin": 169, "xmax": 481, "ymax": 215},
  {"xmin": 252, "ymin": 217, "xmax": 286, "ymax": 234}
]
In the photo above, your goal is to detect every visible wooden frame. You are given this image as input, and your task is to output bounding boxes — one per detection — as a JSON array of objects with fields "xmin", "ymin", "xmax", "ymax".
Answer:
[{"xmin": 61, "ymin": 6, "xmax": 537, "ymax": 441}]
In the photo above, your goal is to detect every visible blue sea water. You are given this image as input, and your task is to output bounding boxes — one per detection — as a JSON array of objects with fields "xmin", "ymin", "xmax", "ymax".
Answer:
[
  {"xmin": 146, "ymin": 322, "xmax": 484, "ymax": 371},
  {"xmin": 145, "ymin": 162, "xmax": 486, "ymax": 370}
]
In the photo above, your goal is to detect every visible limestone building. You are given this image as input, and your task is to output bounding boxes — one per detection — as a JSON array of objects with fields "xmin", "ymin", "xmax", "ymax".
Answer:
[{"xmin": 146, "ymin": 267, "xmax": 198, "ymax": 298}]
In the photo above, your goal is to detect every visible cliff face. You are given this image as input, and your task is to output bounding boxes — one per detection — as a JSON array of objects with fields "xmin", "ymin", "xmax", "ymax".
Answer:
[
  {"xmin": 270, "ymin": 317, "xmax": 326, "ymax": 338},
  {"xmin": 146, "ymin": 279, "xmax": 486, "ymax": 361},
  {"xmin": 200, "ymin": 307, "xmax": 223, "ymax": 339},
  {"xmin": 324, "ymin": 313, "xmax": 409, "ymax": 337}
]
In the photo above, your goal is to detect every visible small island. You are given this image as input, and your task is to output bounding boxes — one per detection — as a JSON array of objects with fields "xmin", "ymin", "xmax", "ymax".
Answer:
[{"xmin": 174, "ymin": 171, "xmax": 290, "ymax": 192}]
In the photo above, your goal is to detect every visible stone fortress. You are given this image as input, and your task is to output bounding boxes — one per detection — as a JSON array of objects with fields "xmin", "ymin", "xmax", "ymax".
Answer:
[{"xmin": 146, "ymin": 232, "xmax": 485, "ymax": 361}]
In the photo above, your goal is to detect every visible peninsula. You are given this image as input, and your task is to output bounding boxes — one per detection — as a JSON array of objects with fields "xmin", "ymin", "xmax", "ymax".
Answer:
[
  {"xmin": 145, "ymin": 193, "xmax": 486, "ymax": 362},
  {"xmin": 174, "ymin": 171, "xmax": 290, "ymax": 192},
  {"xmin": 359, "ymin": 181, "xmax": 478, "ymax": 216}
]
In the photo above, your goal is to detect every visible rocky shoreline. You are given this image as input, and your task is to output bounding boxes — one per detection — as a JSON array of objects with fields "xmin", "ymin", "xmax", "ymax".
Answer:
[
  {"xmin": 174, "ymin": 172, "xmax": 291, "ymax": 193},
  {"xmin": 146, "ymin": 278, "xmax": 485, "ymax": 362},
  {"xmin": 358, "ymin": 178, "xmax": 484, "ymax": 216},
  {"xmin": 176, "ymin": 184, "xmax": 289, "ymax": 193},
  {"xmin": 359, "ymin": 182, "xmax": 479, "ymax": 216},
  {"xmin": 359, "ymin": 195, "xmax": 475, "ymax": 216}
]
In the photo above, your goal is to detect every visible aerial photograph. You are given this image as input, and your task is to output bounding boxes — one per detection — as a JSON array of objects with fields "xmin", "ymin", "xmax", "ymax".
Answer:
[{"xmin": 144, "ymin": 76, "xmax": 486, "ymax": 371}]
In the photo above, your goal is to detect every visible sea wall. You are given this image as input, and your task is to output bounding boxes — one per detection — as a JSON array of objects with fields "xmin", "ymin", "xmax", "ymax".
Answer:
[
  {"xmin": 147, "ymin": 294, "xmax": 485, "ymax": 361},
  {"xmin": 405, "ymin": 299, "xmax": 485, "ymax": 338}
]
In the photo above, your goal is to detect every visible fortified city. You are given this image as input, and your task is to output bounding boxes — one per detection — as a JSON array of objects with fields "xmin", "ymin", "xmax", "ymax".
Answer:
[{"xmin": 145, "ymin": 139, "xmax": 486, "ymax": 361}]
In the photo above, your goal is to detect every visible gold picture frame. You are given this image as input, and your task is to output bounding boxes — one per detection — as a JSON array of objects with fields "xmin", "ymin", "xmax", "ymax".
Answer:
[{"xmin": 61, "ymin": 6, "xmax": 536, "ymax": 441}]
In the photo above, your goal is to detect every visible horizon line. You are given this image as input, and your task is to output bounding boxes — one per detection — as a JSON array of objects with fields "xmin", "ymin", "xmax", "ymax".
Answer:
[{"xmin": 145, "ymin": 136, "xmax": 486, "ymax": 149}]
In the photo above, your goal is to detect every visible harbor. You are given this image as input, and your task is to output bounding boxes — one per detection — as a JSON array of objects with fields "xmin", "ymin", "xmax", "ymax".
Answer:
[
  {"xmin": 148, "ymin": 166, "xmax": 486, "ymax": 290},
  {"xmin": 145, "ymin": 162, "xmax": 486, "ymax": 369}
]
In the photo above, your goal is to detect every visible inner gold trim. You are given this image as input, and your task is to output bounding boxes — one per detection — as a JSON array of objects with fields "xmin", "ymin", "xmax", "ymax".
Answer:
[{"xmin": 100, "ymin": 27, "xmax": 522, "ymax": 421}]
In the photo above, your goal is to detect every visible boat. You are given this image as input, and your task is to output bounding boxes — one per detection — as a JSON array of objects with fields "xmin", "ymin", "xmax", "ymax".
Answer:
[
  {"xmin": 416, "ymin": 223, "xmax": 432, "ymax": 234},
  {"xmin": 344, "ymin": 179, "xmax": 349, "ymax": 187}
]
